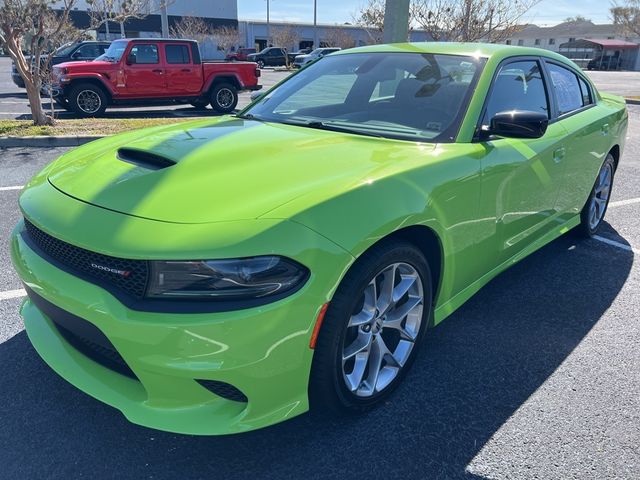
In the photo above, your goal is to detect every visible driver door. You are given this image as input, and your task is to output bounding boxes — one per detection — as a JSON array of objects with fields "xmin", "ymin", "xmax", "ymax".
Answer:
[
  {"xmin": 122, "ymin": 43, "xmax": 166, "ymax": 97},
  {"xmin": 474, "ymin": 58, "xmax": 568, "ymax": 266}
]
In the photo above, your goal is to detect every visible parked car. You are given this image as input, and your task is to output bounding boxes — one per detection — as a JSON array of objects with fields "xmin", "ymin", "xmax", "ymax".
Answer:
[
  {"xmin": 287, "ymin": 48, "xmax": 312, "ymax": 62},
  {"xmin": 11, "ymin": 40, "xmax": 110, "ymax": 88},
  {"xmin": 587, "ymin": 55, "xmax": 620, "ymax": 71},
  {"xmin": 11, "ymin": 43, "xmax": 627, "ymax": 435},
  {"xmin": 47, "ymin": 38, "xmax": 261, "ymax": 116},
  {"xmin": 225, "ymin": 48, "xmax": 256, "ymax": 61},
  {"xmin": 293, "ymin": 47, "xmax": 341, "ymax": 68},
  {"xmin": 247, "ymin": 47, "xmax": 288, "ymax": 68}
]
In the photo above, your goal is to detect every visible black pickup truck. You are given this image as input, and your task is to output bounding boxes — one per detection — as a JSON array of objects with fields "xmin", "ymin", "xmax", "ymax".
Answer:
[{"xmin": 11, "ymin": 41, "xmax": 110, "ymax": 88}]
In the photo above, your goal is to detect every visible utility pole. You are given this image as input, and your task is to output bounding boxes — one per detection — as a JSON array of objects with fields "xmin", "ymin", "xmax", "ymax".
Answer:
[
  {"xmin": 266, "ymin": 0, "xmax": 271, "ymax": 46},
  {"xmin": 382, "ymin": 0, "xmax": 410, "ymax": 43},
  {"xmin": 160, "ymin": 0, "xmax": 169, "ymax": 38},
  {"xmin": 313, "ymin": 0, "xmax": 318, "ymax": 48}
]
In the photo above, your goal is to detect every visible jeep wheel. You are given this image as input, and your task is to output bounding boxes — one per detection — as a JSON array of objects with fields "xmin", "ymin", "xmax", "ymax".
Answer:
[{"xmin": 68, "ymin": 83, "xmax": 107, "ymax": 117}]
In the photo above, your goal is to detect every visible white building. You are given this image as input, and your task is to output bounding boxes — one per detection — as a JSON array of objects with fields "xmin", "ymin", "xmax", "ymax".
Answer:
[{"xmin": 502, "ymin": 20, "xmax": 640, "ymax": 70}]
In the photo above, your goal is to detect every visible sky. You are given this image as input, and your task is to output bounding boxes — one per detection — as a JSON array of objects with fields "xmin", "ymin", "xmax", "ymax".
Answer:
[{"xmin": 237, "ymin": 0, "xmax": 613, "ymax": 26}]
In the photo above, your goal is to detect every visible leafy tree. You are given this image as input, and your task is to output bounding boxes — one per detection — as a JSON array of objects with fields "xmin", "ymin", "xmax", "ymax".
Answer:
[{"xmin": 270, "ymin": 25, "xmax": 301, "ymax": 67}]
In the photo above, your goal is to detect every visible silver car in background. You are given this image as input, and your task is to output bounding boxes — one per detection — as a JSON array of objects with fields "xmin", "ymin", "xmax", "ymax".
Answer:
[{"xmin": 293, "ymin": 47, "xmax": 341, "ymax": 68}]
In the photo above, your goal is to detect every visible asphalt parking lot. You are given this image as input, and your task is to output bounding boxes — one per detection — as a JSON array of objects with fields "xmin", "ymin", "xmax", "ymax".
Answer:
[{"xmin": 0, "ymin": 83, "xmax": 639, "ymax": 479}]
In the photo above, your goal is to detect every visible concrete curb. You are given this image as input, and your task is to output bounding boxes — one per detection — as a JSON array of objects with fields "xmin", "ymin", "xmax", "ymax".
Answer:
[
  {"xmin": 625, "ymin": 98, "xmax": 640, "ymax": 105},
  {"xmin": 0, "ymin": 135, "xmax": 103, "ymax": 148}
]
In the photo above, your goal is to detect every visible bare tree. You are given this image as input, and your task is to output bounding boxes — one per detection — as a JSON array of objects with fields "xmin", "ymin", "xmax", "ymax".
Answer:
[
  {"xmin": 171, "ymin": 16, "xmax": 211, "ymax": 43},
  {"xmin": 611, "ymin": 0, "xmax": 640, "ymax": 37},
  {"xmin": 413, "ymin": 0, "xmax": 538, "ymax": 42},
  {"xmin": 86, "ymin": 0, "xmax": 151, "ymax": 39},
  {"xmin": 323, "ymin": 27, "xmax": 357, "ymax": 49},
  {"xmin": 352, "ymin": 0, "xmax": 387, "ymax": 44},
  {"xmin": 0, "ymin": 1, "xmax": 78, "ymax": 125},
  {"xmin": 270, "ymin": 25, "xmax": 301, "ymax": 67},
  {"xmin": 210, "ymin": 25, "xmax": 241, "ymax": 55}
]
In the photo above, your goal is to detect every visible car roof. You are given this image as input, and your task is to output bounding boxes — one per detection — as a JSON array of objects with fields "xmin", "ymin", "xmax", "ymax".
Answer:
[
  {"xmin": 111, "ymin": 38, "xmax": 198, "ymax": 45},
  {"xmin": 336, "ymin": 42, "xmax": 575, "ymax": 65}
]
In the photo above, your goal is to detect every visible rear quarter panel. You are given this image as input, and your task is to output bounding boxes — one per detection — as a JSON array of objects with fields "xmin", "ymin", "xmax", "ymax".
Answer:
[{"xmin": 202, "ymin": 63, "xmax": 259, "ymax": 91}]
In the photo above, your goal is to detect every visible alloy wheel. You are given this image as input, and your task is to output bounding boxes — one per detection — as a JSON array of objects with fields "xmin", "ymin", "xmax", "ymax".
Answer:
[
  {"xmin": 341, "ymin": 262, "xmax": 424, "ymax": 397},
  {"xmin": 589, "ymin": 162, "xmax": 613, "ymax": 230},
  {"xmin": 76, "ymin": 89, "xmax": 101, "ymax": 114},
  {"xmin": 216, "ymin": 88, "xmax": 235, "ymax": 109}
]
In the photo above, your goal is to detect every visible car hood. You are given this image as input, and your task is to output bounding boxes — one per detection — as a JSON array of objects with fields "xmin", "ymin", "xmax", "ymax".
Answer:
[
  {"xmin": 46, "ymin": 117, "xmax": 427, "ymax": 224},
  {"xmin": 55, "ymin": 60, "xmax": 112, "ymax": 70},
  {"xmin": 295, "ymin": 55, "xmax": 311, "ymax": 61}
]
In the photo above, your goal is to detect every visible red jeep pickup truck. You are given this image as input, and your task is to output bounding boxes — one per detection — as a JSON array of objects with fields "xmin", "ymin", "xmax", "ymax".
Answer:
[{"xmin": 50, "ymin": 38, "xmax": 261, "ymax": 116}]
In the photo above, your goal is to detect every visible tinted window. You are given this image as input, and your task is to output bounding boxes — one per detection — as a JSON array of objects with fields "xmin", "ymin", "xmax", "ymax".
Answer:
[
  {"xmin": 129, "ymin": 44, "xmax": 159, "ymax": 64},
  {"xmin": 484, "ymin": 60, "xmax": 549, "ymax": 123},
  {"xmin": 246, "ymin": 52, "xmax": 483, "ymax": 143},
  {"xmin": 577, "ymin": 76, "xmax": 593, "ymax": 106},
  {"xmin": 165, "ymin": 44, "xmax": 190, "ymax": 64},
  {"xmin": 75, "ymin": 44, "xmax": 101, "ymax": 59},
  {"xmin": 547, "ymin": 63, "xmax": 583, "ymax": 115}
]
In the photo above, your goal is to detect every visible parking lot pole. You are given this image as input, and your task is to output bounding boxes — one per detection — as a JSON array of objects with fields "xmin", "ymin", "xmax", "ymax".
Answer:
[
  {"xmin": 160, "ymin": 1, "xmax": 169, "ymax": 38},
  {"xmin": 382, "ymin": 0, "xmax": 410, "ymax": 44}
]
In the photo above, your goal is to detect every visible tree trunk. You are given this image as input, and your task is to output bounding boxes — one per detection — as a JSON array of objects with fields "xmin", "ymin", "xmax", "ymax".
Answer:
[{"xmin": 24, "ymin": 80, "xmax": 53, "ymax": 126}]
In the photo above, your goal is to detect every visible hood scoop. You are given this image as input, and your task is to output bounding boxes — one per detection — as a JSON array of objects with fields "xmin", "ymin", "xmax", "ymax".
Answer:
[{"xmin": 117, "ymin": 147, "xmax": 176, "ymax": 170}]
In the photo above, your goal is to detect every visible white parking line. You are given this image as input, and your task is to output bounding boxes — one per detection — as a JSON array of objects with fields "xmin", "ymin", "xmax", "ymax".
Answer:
[
  {"xmin": 0, "ymin": 185, "xmax": 23, "ymax": 191},
  {"xmin": 609, "ymin": 197, "xmax": 640, "ymax": 208},
  {"xmin": 593, "ymin": 235, "xmax": 640, "ymax": 254},
  {"xmin": 0, "ymin": 288, "xmax": 26, "ymax": 301}
]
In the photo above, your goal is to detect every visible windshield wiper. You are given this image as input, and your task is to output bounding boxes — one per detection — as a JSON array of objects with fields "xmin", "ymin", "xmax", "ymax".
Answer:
[{"xmin": 300, "ymin": 121, "xmax": 383, "ymax": 139}]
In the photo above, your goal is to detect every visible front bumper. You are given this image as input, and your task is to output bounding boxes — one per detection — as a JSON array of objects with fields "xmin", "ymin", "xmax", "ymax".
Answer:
[{"xmin": 10, "ymin": 183, "xmax": 353, "ymax": 434}]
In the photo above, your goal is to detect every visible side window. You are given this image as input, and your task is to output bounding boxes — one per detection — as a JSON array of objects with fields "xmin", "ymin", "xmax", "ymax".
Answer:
[
  {"xmin": 547, "ymin": 63, "xmax": 583, "ymax": 115},
  {"xmin": 75, "ymin": 44, "xmax": 101, "ymax": 59},
  {"xmin": 577, "ymin": 76, "xmax": 593, "ymax": 106},
  {"xmin": 165, "ymin": 44, "xmax": 190, "ymax": 64},
  {"xmin": 483, "ymin": 60, "xmax": 549, "ymax": 124},
  {"xmin": 129, "ymin": 44, "xmax": 159, "ymax": 64}
]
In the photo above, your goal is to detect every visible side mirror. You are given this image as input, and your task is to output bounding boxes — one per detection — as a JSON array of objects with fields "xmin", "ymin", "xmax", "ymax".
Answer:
[
  {"xmin": 126, "ymin": 54, "xmax": 136, "ymax": 65},
  {"xmin": 482, "ymin": 110, "xmax": 548, "ymax": 140}
]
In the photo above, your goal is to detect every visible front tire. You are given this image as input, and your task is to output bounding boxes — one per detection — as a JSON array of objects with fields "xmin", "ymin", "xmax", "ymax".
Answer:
[
  {"xmin": 576, "ymin": 153, "xmax": 615, "ymax": 237},
  {"xmin": 68, "ymin": 83, "xmax": 107, "ymax": 117},
  {"xmin": 257, "ymin": 59, "xmax": 265, "ymax": 69},
  {"xmin": 309, "ymin": 240, "xmax": 433, "ymax": 413},
  {"xmin": 210, "ymin": 83, "xmax": 238, "ymax": 113}
]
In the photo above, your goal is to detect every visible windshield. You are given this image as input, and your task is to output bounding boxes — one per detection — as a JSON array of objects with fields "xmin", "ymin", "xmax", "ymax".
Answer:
[
  {"xmin": 309, "ymin": 49, "xmax": 323, "ymax": 55},
  {"xmin": 55, "ymin": 43, "xmax": 77, "ymax": 56},
  {"xmin": 95, "ymin": 40, "xmax": 128, "ymax": 62},
  {"xmin": 243, "ymin": 52, "xmax": 484, "ymax": 143}
]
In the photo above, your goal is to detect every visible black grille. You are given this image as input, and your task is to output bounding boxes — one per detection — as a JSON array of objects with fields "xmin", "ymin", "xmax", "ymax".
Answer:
[
  {"xmin": 24, "ymin": 218, "xmax": 149, "ymax": 299},
  {"xmin": 26, "ymin": 286, "xmax": 138, "ymax": 380},
  {"xmin": 196, "ymin": 379, "xmax": 248, "ymax": 403}
]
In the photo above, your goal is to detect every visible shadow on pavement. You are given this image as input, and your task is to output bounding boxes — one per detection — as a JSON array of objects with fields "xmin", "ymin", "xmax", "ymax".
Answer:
[
  {"xmin": 13, "ymin": 107, "xmax": 222, "ymax": 122},
  {"xmin": 0, "ymin": 228, "xmax": 633, "ymax": 479}
]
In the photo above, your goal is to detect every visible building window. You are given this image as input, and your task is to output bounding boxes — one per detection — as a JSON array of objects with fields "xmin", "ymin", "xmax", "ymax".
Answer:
[
  {"xmin": 549, "ymin": 38, "xmax": 556, "ymax": 45},
  {"xmin": 535, "ymin": 39, "xmax": 541, "ymax": 45},
  {"xmin": 518, "ymin": 39, "xmax": 524, "ymax": 46},
  {"xmin": 506, "ymin": 40, "xmax": 512, "ymax": 45},
  {"xmin": 569, "ymin": 37, "xmax": 576, "ymax": 42}
]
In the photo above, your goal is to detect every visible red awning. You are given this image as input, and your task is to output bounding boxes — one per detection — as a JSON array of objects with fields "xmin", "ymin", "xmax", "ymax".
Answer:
[{"xmin": 583, "ymin": 38, "xmax": 638, "ymax": 49}]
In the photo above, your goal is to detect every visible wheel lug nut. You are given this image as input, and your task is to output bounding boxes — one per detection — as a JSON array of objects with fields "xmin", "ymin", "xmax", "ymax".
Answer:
[{"xmin": 362, "ymin": 325, "xmax": 371, "ymax": 332}]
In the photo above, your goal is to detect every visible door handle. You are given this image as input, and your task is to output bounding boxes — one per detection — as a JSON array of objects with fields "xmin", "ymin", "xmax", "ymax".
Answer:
[
  {"xmin": 181, "ymin": 68, "xmax": 191, "ymax": 72},
  {"xmin": 553, "ymin": 147, "xmax": 566, "ymax": 163},
  {"xmin": 601, "ymin": 123, "xmax": 610, "ymax": 136},
  {"xmin": 152, "ymin": 69, "xmax": 163, "ymax": 74}
]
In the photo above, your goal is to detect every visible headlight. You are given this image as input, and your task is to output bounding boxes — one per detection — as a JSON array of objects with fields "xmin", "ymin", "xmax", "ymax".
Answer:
[{"xmin": 146, "ymin": 256, "xmax": 309, "ymax": 301}]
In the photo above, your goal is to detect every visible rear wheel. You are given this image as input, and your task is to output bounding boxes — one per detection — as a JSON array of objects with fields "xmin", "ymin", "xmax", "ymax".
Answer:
[
  {"xmin": 257, "ymin": 59, "xmax": 265, "ymax": 69},
  {"xmin": 68, "ymin": 83, "xmax": 107, "ymax": 117},
  {"xmin": 309, "ymin": 240, "xmax": 433, "ymax": 413},
  {"xmin": 576, "ymin": 153, "xmax": 615, "ymax": 237},
  {"xmin": 210, "ymin": 83, "xmax": 238, "ymax": 113}
]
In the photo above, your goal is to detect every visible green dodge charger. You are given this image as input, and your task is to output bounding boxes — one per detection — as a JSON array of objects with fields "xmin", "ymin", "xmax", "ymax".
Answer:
[{"xmin": 11, "ymin": 43, "xmax": 627, "ymax": 434}]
